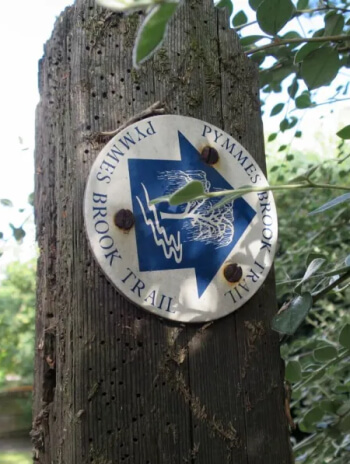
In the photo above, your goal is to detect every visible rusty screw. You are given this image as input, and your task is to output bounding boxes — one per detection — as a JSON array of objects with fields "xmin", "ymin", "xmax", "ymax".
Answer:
[
  {"xmin": 114, "ymin": 209, "xmax": 135, "ymax": 231},
  {"xmin": 200, "ymin": 146, "xmax": 219, "ymax": 165},
  {"xmin": 224, "ymin": 263, "xmax": 243, "ymax": 283}
]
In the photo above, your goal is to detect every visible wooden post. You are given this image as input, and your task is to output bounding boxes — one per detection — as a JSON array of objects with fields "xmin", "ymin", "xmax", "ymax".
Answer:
[{"xmin": 33, "ymin": 0, "xmax": 292, "ymax": 462}]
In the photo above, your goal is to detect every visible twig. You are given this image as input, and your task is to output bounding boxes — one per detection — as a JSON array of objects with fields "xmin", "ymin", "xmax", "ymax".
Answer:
[
  {"xmin": 313, "ymin": 269, "xmax": 350, "ymax": 302},
  {"xmin": 100, "ymin": 101, "xmax": 166, "ymax": 137},
  {"xmin": 234, "ymin": 20, "xmax": 257, "ymax": 32},
  {"xmin": 246, "ymin": 34, "xmax": 350, "ymax": 55}
]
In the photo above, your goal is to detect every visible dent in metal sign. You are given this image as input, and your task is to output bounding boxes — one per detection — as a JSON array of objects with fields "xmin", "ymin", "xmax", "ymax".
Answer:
[{"xmin": 84, "ymin": 115, "xmax": 278, "ymax": 322}]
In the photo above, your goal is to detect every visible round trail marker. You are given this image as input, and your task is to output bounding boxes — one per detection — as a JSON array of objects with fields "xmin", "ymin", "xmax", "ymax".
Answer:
[{"xmin": 84, "ymin": 115, "xmax": 278, "ymax": 322}]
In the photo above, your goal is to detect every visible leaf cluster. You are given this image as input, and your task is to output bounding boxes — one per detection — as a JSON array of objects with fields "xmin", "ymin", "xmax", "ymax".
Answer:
[
  {"xmin": 269, "ymin": 155, "xmax": 350, "ymax": 462},
  {"xmin": 0, "ymin": 260, "xmax": 36, "ymax": 388}
]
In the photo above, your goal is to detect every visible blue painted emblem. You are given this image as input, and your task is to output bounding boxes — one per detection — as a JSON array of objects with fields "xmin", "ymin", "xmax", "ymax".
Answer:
[{"xmin": 129, "ymin": 132, "xmax": 256, "ymax": 297}]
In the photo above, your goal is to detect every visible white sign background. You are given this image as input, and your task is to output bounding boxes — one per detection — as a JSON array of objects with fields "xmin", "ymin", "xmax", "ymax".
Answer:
[{"xmin": 84, "ymin": 115, "xmax": 278, "ymax": 322}]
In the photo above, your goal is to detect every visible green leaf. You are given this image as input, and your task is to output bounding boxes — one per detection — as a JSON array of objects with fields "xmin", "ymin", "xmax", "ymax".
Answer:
[
  {"xmin": 268, "ymin": 132, "xmax": 277, "ymax": 142},
  {"xmin": 11, "ymin": 226, "xmax": 26, "ymax": 242},
  {"xmin": 257, "ymin": 0, "xmax": 295, "ymax": 36},
  {"xmin": 337, "ymin": 125, "xmax": 350, "ymax": 139},
  {"xmin": 301, "ymin": 258, "xmax": 326, "ymax": 284},
  {"xmin": 270, "ymin": 103, "xmax": 284, "ymax": 116},
  {"xmin": 233, "ymin": 11, "xmax": 248, "ymax": 27},
  {"xmin": 286, "ymin": 154, "xmax": 294, "ymax": 161},
  {"xmin": 295, "ymin": 92, "xmax": 312, "ymax": 109},
  {"xmin": 319, "ymin": 400, "xmax": 337, "ymax": 413},
  {"xmin": 306, "ymin": 252, "xmax": 327, "ymax": 266},
  {"xmin": 338, "ymin": 413, "xmax": 350, "ymax": 432},
  {"xmin": 324, "ymin": 13, "xmax": 344, "ymax": 36},
  {"xmin": 215, "ymin": 0, "xmax": 234, "ymax": 19},
  {"xmin": 285, "ymin": 360, "xmax": 302, "ymax": 382},
  {"xmin": 297, "ymin": 0, "xmax": 309, "ymax": 9},
  {"xmin": 280, "ymin": 117, "xmax": 297, "ymax": 132},
  {"xmin": 133, "ymin": 3, "xmax": 178, "ymax": 68},
  {"xmin": 271, "ymin": 292, "xmax": 313, "ymax": 335},
  {"xmin": 303, "ymin": 407, "xmax": 324, "ymax": 425},
  {"xmin": 280, "ymin": 119, "xmax": 288, "ymax": 132},
  {"xmin": 278, "ymin": 144, "xmax": 287, "ymax": 152},
  {"xmin": 249, "ymin": 0, "xmax": 264, "ymax": 11},
  {"xmin": 295, "ymin": 130, "xmax": 302, "ymax": 138},
  {"xmin": 339, "ymin": 324, "xmax": 350, "ymax": 350},
  {"xmin": 313, "ymin": 346, "xmax": 338, "ymax": 362},
  {"xmin": 28, "ymin": 192, "xmax": 34, "ymax": 206},
  {"xmin": 309, "ymin": 193, "xmax": 350, "ymax": 215},
  {"xmin": 287, "ymin": 79, "xmax": 298, "ymax": 98},
  {"xmin": 240, "ymin": 35, "xmax": 266, "ymax": 46},
  {"xmin": 301, "ymin": 47, "xmax": 340, "ymax": 90},
  {"xmin": 169, "ymin": 180, "xmax": 205, "ymax": 206},
  {"xmin": 0, "ymin": 199, "xmax": 13, "ymax": 207},
  {"xmin": 294, "ymin": 41, "xmax": 326, "ymax": 64},
  {"xmin": 96, "ymin": 0, "xmax": 159, "ymax": 12}
]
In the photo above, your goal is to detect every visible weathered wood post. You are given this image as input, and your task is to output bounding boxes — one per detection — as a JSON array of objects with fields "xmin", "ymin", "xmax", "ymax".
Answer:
[{"xmin": 33, "ymin": 0, "xmax": 292, "ymax": 462}]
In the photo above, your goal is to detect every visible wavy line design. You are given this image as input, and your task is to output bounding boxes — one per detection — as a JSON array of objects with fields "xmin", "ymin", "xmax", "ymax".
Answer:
[{"xmin": 136, "ymin": 183, "xmax": 183, "ymax": 264}]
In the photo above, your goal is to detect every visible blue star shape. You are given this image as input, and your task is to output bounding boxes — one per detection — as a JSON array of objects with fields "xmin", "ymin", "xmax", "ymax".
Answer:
[{"xmin": 128, "ymin": 132, "xmax": 256, "ymax": 298}]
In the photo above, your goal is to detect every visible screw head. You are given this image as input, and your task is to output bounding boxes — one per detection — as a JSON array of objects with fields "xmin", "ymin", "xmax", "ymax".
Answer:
[
  {"xmin": 114, "ymin": 209, "xmax": 135, "ymax": 231},
  {"xmin": 224, "ymin": 263, "xmax": 243, "ymax": 283},
  {"xmin": 200, "ymin": 146, "xmax": 219, "ymax": 165}
]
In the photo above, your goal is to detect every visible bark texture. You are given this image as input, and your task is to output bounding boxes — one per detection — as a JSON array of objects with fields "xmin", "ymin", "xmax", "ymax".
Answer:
[{"xmin": 33, "ymin": 0, "xmax": 292, "ymax": 463}]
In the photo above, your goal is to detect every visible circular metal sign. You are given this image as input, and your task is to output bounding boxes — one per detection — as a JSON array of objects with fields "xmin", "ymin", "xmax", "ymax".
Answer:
[{"xmin": 84, "ymin": 115, "xmax": 278, "ymax": 322}]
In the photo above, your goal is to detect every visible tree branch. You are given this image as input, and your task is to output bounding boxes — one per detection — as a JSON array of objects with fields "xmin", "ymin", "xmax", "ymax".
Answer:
[
  {"xmin": 313, "ymin": 269, "xmax": 350, "ymax": 302},
  {"xmin": 296, "ymin": 6, "xmax": 350, "ymax": 14},
  {"xmin": 246, "ymin": 35, "xmax": 350, "ymax": 55}
]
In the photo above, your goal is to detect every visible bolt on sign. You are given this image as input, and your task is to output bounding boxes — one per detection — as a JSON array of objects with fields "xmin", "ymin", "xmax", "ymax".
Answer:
[{"xmin": 84, "ymin": 115, "xmax": 278, "ymax": 322}]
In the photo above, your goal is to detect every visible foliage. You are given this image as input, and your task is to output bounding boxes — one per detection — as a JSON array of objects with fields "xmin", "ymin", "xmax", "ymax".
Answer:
[
  {"xmin": 269, "ymin": 153, "xmax": 350, "ymax": 462},
  {"xmin": 0, "ymin": 452, "xmax": 32, "ymax": 464},
  {"xmin": 0, "ymin": 260, "xmax": 36, "ymax": 388}
]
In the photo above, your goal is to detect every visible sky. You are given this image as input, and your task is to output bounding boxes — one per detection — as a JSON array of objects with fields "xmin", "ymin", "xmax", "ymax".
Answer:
[
  {"xmin": 0, "ymin": 0, "xmax": 73, "ymax": 267},
  {"xmin": 0, "ymin": 0, "xmax": 349, "ymax": 269}
]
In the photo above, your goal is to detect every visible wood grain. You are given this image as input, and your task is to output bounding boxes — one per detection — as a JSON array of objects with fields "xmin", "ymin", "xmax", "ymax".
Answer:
[{"xmin": 33, "ymin": 0, "xmax": 292, "ymax": 462}]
